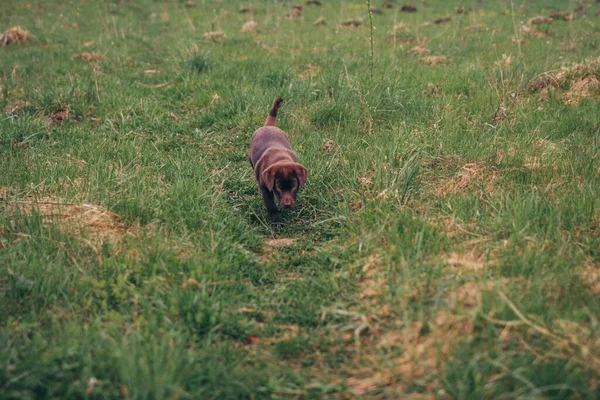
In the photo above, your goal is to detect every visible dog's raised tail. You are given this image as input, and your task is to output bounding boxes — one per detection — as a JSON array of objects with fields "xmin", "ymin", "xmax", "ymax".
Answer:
[{"xmin": 264, "ymin": 96, "xmax": 284, "ymax": 127}]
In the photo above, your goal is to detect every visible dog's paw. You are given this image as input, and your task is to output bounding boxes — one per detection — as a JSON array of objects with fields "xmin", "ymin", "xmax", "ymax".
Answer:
[{"xmin": 269, "ymin": 214, "xmax": 283, "ymax": 227}]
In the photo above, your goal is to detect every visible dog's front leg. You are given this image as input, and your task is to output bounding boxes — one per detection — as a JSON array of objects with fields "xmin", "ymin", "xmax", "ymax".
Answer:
[{"xmin": 261, "ymin": 186, "xmax": 280, "ymax": 224}]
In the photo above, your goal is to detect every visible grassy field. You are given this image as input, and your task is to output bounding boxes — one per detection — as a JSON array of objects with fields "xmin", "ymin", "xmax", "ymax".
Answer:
[{"xmin": 1, "ymin": 0, "xmax": 599, "ymax": 398}]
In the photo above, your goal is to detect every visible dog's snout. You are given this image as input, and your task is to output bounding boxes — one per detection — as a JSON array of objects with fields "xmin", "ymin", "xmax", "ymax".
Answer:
[{"xmin": 280, "ymin": 198, "xmax": 295, "ymax": 209}]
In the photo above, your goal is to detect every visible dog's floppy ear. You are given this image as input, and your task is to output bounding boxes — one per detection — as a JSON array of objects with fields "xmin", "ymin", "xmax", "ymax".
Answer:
[
  {"xmin": 295, "ymin": 163, "xmax": 308, "ymax": 189},
  {"xmin": 261, "ymin": 165, "xmax": 277, "ymax": 191}
]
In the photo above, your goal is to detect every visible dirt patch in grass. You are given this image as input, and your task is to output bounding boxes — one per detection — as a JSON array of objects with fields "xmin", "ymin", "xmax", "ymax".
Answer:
[
  {"xmin": 579, "ymin": 264, "xmax": 600, "ymax": 295},
  {"xmin": 424, "ymin": 161, "xmax": 499, "ymax": 200},
  {"xmin": 265, "ymin": 238, "xmax": 296, "ymax": 248},
  {"xmin": 528, "ymin": 59, "xmax": 600, "ymax": 104},
  {"xmin": 434, "ymin": 16, "xmax": 451, "ymax": 24},
  {"xmin": 348, "ymin": 268, "xmax": 501, "ymax": 396},
  {"xmin": 2, "ymin": 196, "xmax": 131, "ymax": 244},
  {"xmin": 528, "ymin": 16, "xmax": 553, "ymax": 25},
  {"xmin": 410, "ymin": 45, "xmax": 430, "ymax": 54},
  {"xmin": 521, "ymin": 25, "xmax": 552, "ymax": 38},
  {"xmin": 72, "ymin": 52, "xmax": 103, "ymax": 62},
  {"xmin": 339, "ymin": 18, "xmax": 364, "ymax": 29},
  {"xmin": 419, "ymin": 55, "xmax": 450, "ymax": 66},
  {"xmin": 241, "ymin": 20, "xmax": 258, "ymax": 33},
  {"xmin": 284, "ymin": 5, "xmax": 303, "ymax": 19},
  {"xmin": 204, "ymin": 31, "xmax": 227, "ymax": 42},
  {"xmin": 0, "ymin": 26, "xmax": 29, "ymax": 46},
  {"xmin": 47, "ymin": 108, "xmax": 71, "ymax": 126},
  {"xmin": 400, "ymin": 5, "xmax": 417, "ymax": 13}
]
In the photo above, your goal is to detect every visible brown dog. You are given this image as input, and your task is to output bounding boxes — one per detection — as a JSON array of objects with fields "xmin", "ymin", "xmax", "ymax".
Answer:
[{"xmin": 249, "ymin": 97, "xmax": 307, "ymax": 224}]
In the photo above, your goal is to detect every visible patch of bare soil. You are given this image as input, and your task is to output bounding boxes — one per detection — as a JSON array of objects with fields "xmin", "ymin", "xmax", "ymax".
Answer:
[
  {"xmin": 410, "ymin": 45, "xmax": 430, "ymax": 54},
  {"xmin": 579, "ymin": 264, "xmax": 600, "ymax": 295},
  {"xmin": 238, "ymin": 6, "xmax": 255, "ymax": 14},
  {"xmin": 3, "ymin": 196, "xmax": 130, "ymax": 244},
  {"xmin": 548, "ymin": 10, "xmax": 573, "ymax": 21},
  {"xmin": 348, "ymin": 264, "xmax": 499, "ymax": 396},
  {"xmin": 284, "ymin": 5, "xmax": 303, "ymax": 19},
  {"xmin": 265, "ymin": 238, "xmax": 296, "ymax": 248},
  {"xmin": 240, "ymin": 20, "xmax": 258, "ymax": 33},
  {"xmin": 528, "ymin": 16, "xmax": 553, "ymax": 25},
  {"xmin": 47, "ymin": 108, "xmax": 71, "ymax": 126},
  {"xmin": 0, "ymin": 26, "xmax": 29, "ymax": 46},
  {"xmin": 204, "ymin": 31, "xmax": 227, "ymax": 42},
  {"xmin": 521, "ymin": 25, "xmax": 552, "ymax": 38},
  {"xmin": 425, "ymin": 161, "xmax": 499, "ymax": 200},
  {"xmin": 528, "ymin": 59, "xmax": 600, "ymax": 104},
  {"xmin": 339, "ymin": 17, "xmax": 364, "ymax": 29},
  {"xmin": 419, "ymin": 55, "xmax": 450, "ymax": 66},
  {"xmin": 72, "ymin": 52, "xmax": 102, "ymax": 62}
]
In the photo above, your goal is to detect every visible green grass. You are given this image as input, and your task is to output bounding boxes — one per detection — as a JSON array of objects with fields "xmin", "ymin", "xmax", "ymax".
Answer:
[{"xmin": 1, "ymin": 0, "xmax": 599, "ymax": 398}]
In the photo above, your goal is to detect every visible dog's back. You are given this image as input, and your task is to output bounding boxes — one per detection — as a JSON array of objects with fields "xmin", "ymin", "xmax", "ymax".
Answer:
[{"xmin": 249, "ymin": 126, "xmax": 293, "ymax": 167}]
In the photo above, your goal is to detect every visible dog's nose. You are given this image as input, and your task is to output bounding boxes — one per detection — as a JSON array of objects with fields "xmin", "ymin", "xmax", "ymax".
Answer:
[{"xmin": 281, "ymin": 198, "xmax": 294, "ymax": 208}]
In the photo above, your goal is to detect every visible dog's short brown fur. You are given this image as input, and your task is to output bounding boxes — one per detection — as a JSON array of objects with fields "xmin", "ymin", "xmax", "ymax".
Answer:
[{"xmin": 249, "ymin": 97, "xmax": 307, "ymax": 224}]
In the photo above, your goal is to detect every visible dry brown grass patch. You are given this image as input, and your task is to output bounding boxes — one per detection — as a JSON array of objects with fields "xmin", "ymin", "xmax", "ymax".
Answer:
[
  {"xmin": 579, "ymin": 264, "xmax": 600, "ymax": 295},
  {"xmin": 425, "ymin": 161, "xmax": 499, "ymax": 200},
  {"xmin": 521, "ymin": 25, "xmax": 552, "ymax": 38},
  {"xmin": 528, "ymin": 16, "xmax": 553, "ymax": 25},
  {"xmin": 265, "ymin": 238, "xmax": 296, "ymax": 248},
  {"xmin": 240, "ymin": 20, "xmax": 258, "ymax": 33},
  {"xmin": 339, "ymin": 18, "xmax": 364, "ymax": 29},
  {"xmin": 3, "ymin": 197, "xmax": 131, "ymax": 244},
  {"xmin": 434, "ymin": 16, "xmax": 451, "ymax": 24},
  {"xmin": 347, "ymin": 278, "xmax": 498, "ymax": 396},
  {"xmin": 420, "ymin": 55, "xmax": 450, "ymax": 66},
  {"xmin": 72, "ymin": 52, "xmax": 103, "ymax": 62},
  {"xmin": 528, "ymin": 59, "xmax": 600, "ymax": 104},
  {"xmin": 0, "ymin": 26, "xmax": 29, "ymax": 46},
  {"xmin": 204, "ymin": 31, "xmax": 227, "ymax": 42},
  {"xmin": 410, "ymin": 45, "xmax": 430, "ymax": 54}
]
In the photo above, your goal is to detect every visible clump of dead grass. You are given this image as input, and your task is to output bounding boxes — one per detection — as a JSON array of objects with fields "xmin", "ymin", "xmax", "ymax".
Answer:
[
  {"xmin": 425, "ymin": 161, "xmax": 499, "ymax": 200},
  {"xmin": 284, "ymin": 5, "xmax": 303, "ymax": 19},
  {"xmin": 3, "ymin": 196, "xmax": 130, "ymax": 244},
  {"xmin": 72, "ymin": 52, "xmax": 102, "ymax": 62},
  {"xmin": 528, "ymin": 59, "xmax": 600, "ymax": 104},
  {"xmin": 204, "ymin": 31, "xmax": 227, "ymax": 42},
  {"xmin": 240, "ymin": 20, "xmax": 258, "ymax": 33},
  {"xmin": 420, "ymin": 55, "xmax": 450, "ymax": 66},
  {"xmin": 0, "ymin": 26, "xmax": 29, "ymax": 46},
  {"xmin": 47, "ymin": 108, "xmax": 72, "ymax": 126},
  {"xmin": 339, "ymin": 17, "xmax": 364, "ymax": 29},
  {"xmin": 434, "ymin": 16, "xmax": 451, "ymax": 24},
  {"xmin": 579, "ymin": 264, "xmax": 600, "ymax": 295},
  {"xmin": 400, "ymin": 5, "xmax": 417, "ymax": 13},
  {"xmin": 548, "ymin": 10, "xmax": 573, "ymax": 21},
  {"xmin": 521, "ymin": 25, "xmax": 552, "ymax": 38},
  {"xmin": 528, "ymin": 16, "xmax": 553, "ymax": 25},
  {"xmin": 410, "ymin": 45, "xmax": 430, "ymax": 54}
]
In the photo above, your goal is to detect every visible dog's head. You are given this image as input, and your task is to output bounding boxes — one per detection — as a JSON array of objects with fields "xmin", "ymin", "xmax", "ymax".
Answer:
[{"xmin": 261, "ymin": 161, "xmax": 307, "ymax": 209}]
